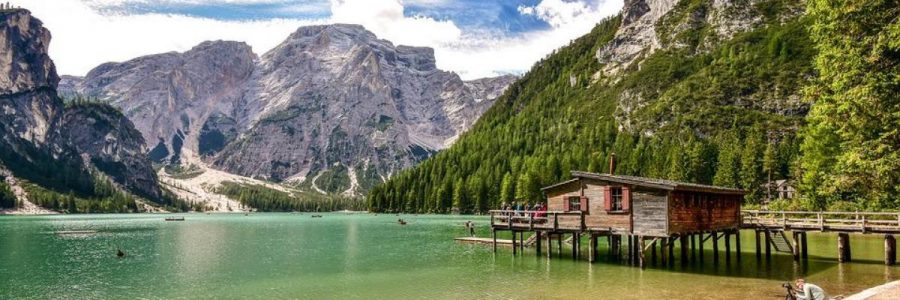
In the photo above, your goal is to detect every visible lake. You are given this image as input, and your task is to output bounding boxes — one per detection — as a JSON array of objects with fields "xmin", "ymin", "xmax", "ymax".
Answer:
[{"xmin": 1, "ymin": 213, "xmax": 897, "ymax": 299}]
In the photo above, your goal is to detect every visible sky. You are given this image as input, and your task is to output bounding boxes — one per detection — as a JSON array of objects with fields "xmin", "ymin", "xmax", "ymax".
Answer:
[{"xmin": 11, "ymin": 0, "xmax": 623, "ymax": 79}]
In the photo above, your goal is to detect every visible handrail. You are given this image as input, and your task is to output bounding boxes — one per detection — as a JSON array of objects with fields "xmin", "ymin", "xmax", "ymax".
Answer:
[
  {"xmin": 741, "ymin": 210, "xmax": 900, "ymax": 233},
  {"xmin": 742, "ymin": 210, "xmax": 900, "ymax": 216}
]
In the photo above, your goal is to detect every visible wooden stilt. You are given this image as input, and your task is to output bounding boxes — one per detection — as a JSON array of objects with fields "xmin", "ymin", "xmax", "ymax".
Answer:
[
  {"xmin": 639, "ymin": 236, "xmax": 646, "ymax": 268},
  {"xmin": 755, "ymin": 230, "xmax": 761, "ymax": 260},
  {"xmin": 558, "ymin": 233, "xmax": 563, "ymax": 255},
  {"xmin": 548, "ymin": 233, "xmax": 553, "ymax": 258},
  {"xmin": 885, "ymin": 235, "xmax": 896, "ymax": 266},
  {"xmin": 651, "ymin": 238, "xmax": 657, "ymax": 265},
  {"xmin": 627, "ymin": 234, "xmax": 633, "ymax": 264},
  {"xmin": 492, "ymin": 229, "xmax": 497, "ymax": 253},
  {"xmin": 589, "ymin": 234, "xmax": 598, "ymax": 263},
  {"xmin": 838, "ymin": 233, "xmax": 851, "ymax": 263},
  {"xmin": 690, "ymin": 233, "xmax": 696, "ymax": 262},
  {"xmin": 801, "ymin": 232, "xmax": 808, "ymax": 260},
  {"xmin": 764, "ymin": 230, "xmax": 772, "ymax": 259},
  {"xmin": 680, "ymin": 234, "xmax": 689, "ymax": 265},
  {"xmin": 735, "ymin": 229, "xmax": 741, "ymax": 261},
  {"xmin": 512, "ymin": 231, "xmax": 517, "ymax": 255},
  {"xmin": 724, "ymin": 231, "xmax": 731, "ymax": 262},
  {"xmin": 792, "ymin": 231, "xmax": 801, "ymax": 261},
  {"xmin": 713, "ymin": 231, "xmax": 720, "ymax": 263},
  {"xmin": 699, "ymin": 232, "xmax": 705, "ymax": 263},
  {"xmin": 536, "ymin": 231, "xmax": 543, "ymax": 256},
  {"xmin": 660, "ymin": 238, "xmax": 668, "ymax": 266},
  {"xmin": 668, "ymin": 237, "xmax": 675, "ymax": 266},
  {"xmin": 572, "ymin": 232, "xmax": 579, "ymax": 260}
]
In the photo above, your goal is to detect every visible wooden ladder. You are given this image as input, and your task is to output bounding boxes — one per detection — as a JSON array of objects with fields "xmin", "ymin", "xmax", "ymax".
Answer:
[
  {"xmin": 523, "ymin": 233, "xmax": 538, "ymax": 246},
  {"xmin": 768, "ymin": 230, "xmax": 794, "ymax": 253}
]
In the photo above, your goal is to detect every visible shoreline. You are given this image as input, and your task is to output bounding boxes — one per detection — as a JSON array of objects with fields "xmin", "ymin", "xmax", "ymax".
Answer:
[{"xmin": 844, "ymin": 280, "xmax": 900, "ymax": 300}]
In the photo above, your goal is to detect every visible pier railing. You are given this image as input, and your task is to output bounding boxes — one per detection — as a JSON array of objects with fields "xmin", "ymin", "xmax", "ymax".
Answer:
[
  {"xmin": 741, "ymin": 210, "xmax": 900, "ymax": 234},
  {"xmin": 489, "ymin": 210, "xmax": 585, "ymax": 231}
]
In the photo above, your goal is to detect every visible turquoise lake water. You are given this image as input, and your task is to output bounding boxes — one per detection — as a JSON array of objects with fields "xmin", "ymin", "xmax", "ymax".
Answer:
[{"xmin": 1, "ymin": 213, "xmax": 897, "ymax": 299}]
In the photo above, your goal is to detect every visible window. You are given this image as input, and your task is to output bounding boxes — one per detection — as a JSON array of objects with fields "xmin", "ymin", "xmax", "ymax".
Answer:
[
  {"xmin": 568, "ymin": 196, "xmax": 581, "ymax": 211},
  {"xmin": 610, "ymin": 187, "xmax": 623, "ymax": 211}
]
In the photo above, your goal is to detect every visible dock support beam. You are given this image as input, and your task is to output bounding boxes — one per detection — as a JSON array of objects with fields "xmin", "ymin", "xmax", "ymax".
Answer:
[
  {"xmin": 886, "ymin": 235, "xmax": 896, "ymax": 266},
  {"xmin": 690, "ymin": 233, "xmax": 696, "ymax": 262},
  {"xmin": 764, "ymin": 230, "xmax": 772, "ymax": 259},
  {"xmin": 668, "ymin": 236, "xmax": 675, "ymax": 266},
  {"xmin": 661, "ymin": 238, "xmax": 668, "ymax": 266},
  {"xmin": 512, "ymin": 231, "xmax": 518, "ymax": 255},
  {"xmin": 492, "ymin": 229, "xmax": 497, "ymax": 253},
  {"xmin": 724, "ymin": 231, "xmax": 731, "ymax": 262},
  {"xmin": 536, "ymin": 231, "xmax": 542, "ymax": 256},
  {"xmin": 712, "ymin": 231, "xmax": 719, "ymax": 263},
  {"xmin": 639, "ymin": 236, "xmax": 646, "ymax": 268},
  {"xmin": 801, "ymin": 232, "xmax": 808, "ymax": 260},
  {"xmin": 680, "ymin": 234, "xmax": 689, "ymax": 265},
  {"xmin": 651, "ymin": 238, "xmax": 657, "ymax": 265},
  {"xmin": 572, "ymin": 232, "xmax": 579, "ymax": 260},
  {"xmin": 589, "ymin": 234, "xmax": 598, "ymax": 263},
  {"xmin": 838, "ymin": 233, "xmax": 851, "ymax": 263},
  {"xmin": 755, "ymin": 230, "xmax": 761, "ymax": 260},
  {"xmin": 699, "ymin": 232, "xmax": 705, "ymax": 263},
  {"xmin": 792, "ymin": 231, "xmax": 801, "ymax": 261},
  {"xmin": 735, "ymin": 229, "xmax": 741, "ymax": 261}
]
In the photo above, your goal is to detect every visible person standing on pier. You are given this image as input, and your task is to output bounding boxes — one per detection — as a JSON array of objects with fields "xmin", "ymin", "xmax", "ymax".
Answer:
[{"xmin": 794, "ymin": 278, "xmax": 827, "ymax": 300}]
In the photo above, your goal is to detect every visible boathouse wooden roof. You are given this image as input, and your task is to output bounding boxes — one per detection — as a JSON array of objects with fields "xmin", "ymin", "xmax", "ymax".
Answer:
[{"xmin": 541, "ymin": 171, "xmax": 747, "ymax": 195}]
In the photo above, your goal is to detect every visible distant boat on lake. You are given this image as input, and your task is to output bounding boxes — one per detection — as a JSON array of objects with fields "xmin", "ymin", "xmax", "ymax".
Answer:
[{"xmin": 164, "ymin": 217, "xmax": 185, "ymax": 221}]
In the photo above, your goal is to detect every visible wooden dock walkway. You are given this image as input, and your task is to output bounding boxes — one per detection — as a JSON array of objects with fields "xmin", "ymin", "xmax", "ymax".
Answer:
[
  {"xmin": 487, "ymin": 209, "xmax": 900, "ymax": 267},
  {"xmin": 455, "ymin": 237, "xmax": 514, "ymax": 246}
]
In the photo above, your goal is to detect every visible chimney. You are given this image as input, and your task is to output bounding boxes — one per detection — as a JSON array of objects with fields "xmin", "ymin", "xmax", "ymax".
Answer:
[{"xmin": 608, "ymin": 153, "xmax": 616, "ymax": 175}]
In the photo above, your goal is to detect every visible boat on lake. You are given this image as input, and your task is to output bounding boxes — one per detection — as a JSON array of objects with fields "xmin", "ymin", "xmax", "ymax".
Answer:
[{"xmin": 164, "ymin": 217, "xmax": 185, "ymax": 221}]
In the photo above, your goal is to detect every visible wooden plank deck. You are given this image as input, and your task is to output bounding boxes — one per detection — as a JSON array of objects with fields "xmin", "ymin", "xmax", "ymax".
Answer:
[
  {"xmin": 454, "ymin": 237, "xmax": 514, "ymax": 246},
  {"xmin": 742, "ymin": 210, "xmax": 900, "ymax": 234}
]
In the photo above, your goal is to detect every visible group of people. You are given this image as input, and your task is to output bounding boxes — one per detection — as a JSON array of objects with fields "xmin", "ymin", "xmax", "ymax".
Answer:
[{"xmin": 500, "ymin": 202, "xmax": 548, "ymax": 218}]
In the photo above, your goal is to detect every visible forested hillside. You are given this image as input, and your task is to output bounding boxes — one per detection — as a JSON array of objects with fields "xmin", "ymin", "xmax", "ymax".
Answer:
[{"xmin": 368, "ymin": 0, "xmax": 844, "ymax": 213}]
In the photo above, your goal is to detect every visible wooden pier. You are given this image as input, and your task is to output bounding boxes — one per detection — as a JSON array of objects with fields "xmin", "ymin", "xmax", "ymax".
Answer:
[{"xmin": 489, "ymin": 209, "xmax": 900, "ymax": 267}]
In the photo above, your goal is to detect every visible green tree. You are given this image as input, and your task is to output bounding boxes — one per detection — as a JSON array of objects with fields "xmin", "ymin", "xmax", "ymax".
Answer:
[{"xmin": 800, "ymin": 0, "xmax": 900, "ymax": 209}]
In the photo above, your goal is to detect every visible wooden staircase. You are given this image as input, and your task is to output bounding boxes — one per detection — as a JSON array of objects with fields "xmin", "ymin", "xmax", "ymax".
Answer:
[
  {"xmin": 768, "ymin": 230, "xmax": 794, "ymax": 253},
  {"xmin": 524, "ymin": 234, "xmax": 538, "ymax": 246}
]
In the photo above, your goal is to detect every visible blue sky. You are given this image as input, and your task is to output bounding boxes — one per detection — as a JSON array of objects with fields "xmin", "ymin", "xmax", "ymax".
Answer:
[{"xmin": 16, "ymin": 0, "xmax": 623, "ymax": 79}]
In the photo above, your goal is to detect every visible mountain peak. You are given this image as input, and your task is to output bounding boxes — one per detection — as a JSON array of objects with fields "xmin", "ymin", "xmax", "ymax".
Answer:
[{"xmin": 0, "ymin": 8, "xmax": 58, "ymax": 95}]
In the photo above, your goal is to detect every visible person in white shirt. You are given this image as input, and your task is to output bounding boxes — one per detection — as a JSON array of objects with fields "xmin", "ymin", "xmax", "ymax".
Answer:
[{"xmin": 794, "ymin": 278, "xmax": 828, "ymax": 300}]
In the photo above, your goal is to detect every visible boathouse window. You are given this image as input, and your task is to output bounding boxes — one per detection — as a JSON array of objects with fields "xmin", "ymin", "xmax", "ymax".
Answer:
[
  {"xmin": 567, "ymin": 196, "xmax": 581, "ymax": 211},
  {"xmin": 604, "ymin": 186, "xmax": 630, "ymax": 212},
  {"xmin": 610, "ymin": 188, "xmax": 623, "ymax": 211}
]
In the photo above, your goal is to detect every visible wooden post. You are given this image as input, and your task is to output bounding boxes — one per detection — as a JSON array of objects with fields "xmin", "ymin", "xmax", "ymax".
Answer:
[
  {"xmin": 572, "ymin": 232, "xmax": 579, "ymax": 260},
  {"xmin": 589, "ymin": 234, "xmax": 598, "ymax": 262},
  {"xmin": 764, "ymin": 230, "xmax": 772, "ymax": 259},
  {"xmin": 885, "ymin": 235, "xmax": 896, "ymax": 266},
  {"xmin": 713, "ymin": 231, "xmax": 720, "ymax": 263},
  {"xmin": 639, "ymin": 236, "xmax": 646, "ymax": 268},
  {"xmin": 755, "ymin": 230, "xmax": 761, "ymax": 260},
  {"xmin": 690, "ymin": 233, "xmax": 696, "ymax": 262},
  {"xmin": 512, "ymin": 231, "xmax": 518, "ymax": 255},
  {"xmin": 548, "ymin": 233, "xmax": 553, "ymax": 258},
  {"xmin": 536, "ymin": 231, "xmax": 543, "ymax": 256},
  {"xmin": 735, "ymin": 229, "xmax": 741, "ymax": 261},
  {"xmin": 680, "ymin": 234, "xmax": 689, "ymax": 265},
  {"xmin": 792, "ymin": 231, "xmax": 801, "ymax": 261},
  {"xmin": 838, "ymin": 233, "xmax": 851, "ymax": 263},
  {"xmin": 801, "ymin": 232, "xmax": 808, "ymax": 260},
  {"xmin": 724, "ymin": 231, "xmax": 731, "ymax": 262},
  {"xmin": 651, "ymin": 238, "xmax": 657, "ymax": 265},
  {"xmin": 520, "ymin": 231, "xmax": 525, "ymax": 253},
  {"xmin": 668, "ymin": 236, "xmax": 675, "ymax": 266},
  {"xmin": 660, "ymin": 238, "xmax": 668, "ymax": 266},
  {"xmin": 558, "ymin": 232, "xmax": 563, "ymax": 255},
  {"xmin": 492, "ymin": 229, "xmax": 497, "ymax": 253},
  {"xmin": 627, "ymin": 234, "xmax": 633, "ymax": 264},
  {"xmin": 699, "ymin": 232, "xmax": 705, "ymax": 263}
]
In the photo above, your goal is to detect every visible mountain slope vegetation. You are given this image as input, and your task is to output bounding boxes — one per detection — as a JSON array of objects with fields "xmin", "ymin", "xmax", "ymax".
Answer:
[{"xmin": 368, "ymin": 0, "xmax": 826, "ymax": 213}]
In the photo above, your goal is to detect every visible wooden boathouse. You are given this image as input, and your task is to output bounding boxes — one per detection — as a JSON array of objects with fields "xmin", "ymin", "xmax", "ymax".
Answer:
[
  {"xmin": 489, "ymin": 169, "xmax": 900, "ymax": 267},
  {"xmin": 490, "ymin": 170, "xmax": 747, "ymax": 267}
]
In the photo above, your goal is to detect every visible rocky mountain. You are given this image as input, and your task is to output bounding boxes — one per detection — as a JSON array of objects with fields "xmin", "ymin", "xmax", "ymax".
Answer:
[
  {"xmin": 0, "ymin": 9, "xmax": 173, "ymax": 212},
  {"xmin": 369, "ymin": 0, "xmax": 816, "ymax": 213},
  {"xmin": 62, "ymin": 24, "xmax": 516, "ymax": 195}
]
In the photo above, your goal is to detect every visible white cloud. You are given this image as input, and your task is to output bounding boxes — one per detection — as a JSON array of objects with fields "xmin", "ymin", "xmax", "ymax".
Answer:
[{"xmin": 9, "ymin": 0, "xmax": 623, "ymax": 80}]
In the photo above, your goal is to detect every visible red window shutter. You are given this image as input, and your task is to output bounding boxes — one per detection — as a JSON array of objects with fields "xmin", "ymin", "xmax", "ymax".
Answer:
[
  {"xmin": 564, "ymin": 197, "xmax": 570, "ymax": 211},
  {"xmin": 580, "ymin": 196, "xmax": 588, "ymax": 212},
  {"xmin": 603, "ymin": 186, "xmax": 612, "ymax": 211},
  {"xmin": 622, "ymin": 186, "xmax": 631, "ymax": 212}
]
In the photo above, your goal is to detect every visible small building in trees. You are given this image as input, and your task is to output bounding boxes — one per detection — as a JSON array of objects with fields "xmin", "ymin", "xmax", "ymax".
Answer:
[{"xmin": 761, "ymin": 179, "xmax": 796, "ymax": 200}]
